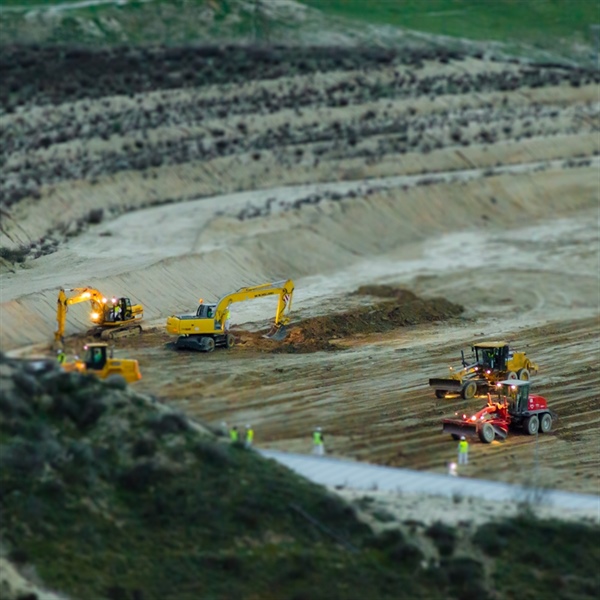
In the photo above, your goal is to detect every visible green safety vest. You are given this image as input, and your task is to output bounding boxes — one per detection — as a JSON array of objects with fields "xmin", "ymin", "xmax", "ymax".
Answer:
[
  {"xmin": 313, "ymin": 431, "xmax": 323, "ymax": 445},
  {"xmin": 246, "ymin": 429, "xmax": 254, "ymax": 442},
  {"xmin": 224, "ymin": 309, "xmax": 231, "ymax": 319},
  {"xmin": 458, "ymin": 440, "xmax": 469, "ymax": 453},
  {"xmin": 57, "ymin": 352, "xmax": 66, "ymax": 364},
  {"xmin": 230, "ymin": 429, "xmax": 239, "ymax": 442}
]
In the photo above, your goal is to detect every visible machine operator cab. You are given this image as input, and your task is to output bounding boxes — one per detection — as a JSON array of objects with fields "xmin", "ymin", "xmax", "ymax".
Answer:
[
  {"xmin": 473, "ymin": 342, "xmax": 509, "ymax": 372},
  {"xmin": 104, "ymin": 297, "xmax": 133, "ymax": 323},
  {"xmin": 495, "ymin": 379, "xmax": 530, "ymax": 415},
  {"xmin": 195, "ymin": 301, "xmax": 220, "ymax": 327},
  {"xmin": 83, "ymin": 343, "xmax": 111, "ymax": 370}
]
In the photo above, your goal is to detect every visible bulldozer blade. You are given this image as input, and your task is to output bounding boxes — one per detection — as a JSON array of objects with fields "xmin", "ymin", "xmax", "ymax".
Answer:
[
  {"xmin": 441, "ymin": 419, "xmax": 478, "ymax": 438},
  {"xmin": 263, "ymin": 324, "xmax": 288, "ymax": 341}
]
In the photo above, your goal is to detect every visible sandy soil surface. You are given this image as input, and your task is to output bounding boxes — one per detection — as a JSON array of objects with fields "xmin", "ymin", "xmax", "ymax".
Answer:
[{"xmin": 1, "ymin": 46, "xmax": 598, "ymax": 508}]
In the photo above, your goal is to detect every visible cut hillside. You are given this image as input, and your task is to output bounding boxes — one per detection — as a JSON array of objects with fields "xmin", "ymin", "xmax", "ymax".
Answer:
[{"xmin": 1, "ymin": 354, "xmax": 599, "ymax": 600}]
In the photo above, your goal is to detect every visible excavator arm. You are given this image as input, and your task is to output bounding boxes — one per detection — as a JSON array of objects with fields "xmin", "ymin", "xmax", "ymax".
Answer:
[
  {"xmin": 213, "ymin": 280, "xmax": 294, "ymax": 334},
  {"xmin": 166, "ymin": 279, "xmax": 294, "ymax": 348},
  {"xmin": 54, "ymin": 287, "xmax": 143, "ymax": 346},
  {"xmin": 55, "ymin": 287, "xmax": 109, "ymax": 345}
]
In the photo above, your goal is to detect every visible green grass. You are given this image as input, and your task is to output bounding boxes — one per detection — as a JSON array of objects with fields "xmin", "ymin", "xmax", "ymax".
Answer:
[
  {"xmin": 1, "ymin": 0, "xmax": 597, "ymax": 62},
  {"xmin": 299, "ymin": 0, "xmax": 598, "ymax": 47},
  {"xmin": 473, "ymin": 516, "xmax": 600, "ymax": 599}
]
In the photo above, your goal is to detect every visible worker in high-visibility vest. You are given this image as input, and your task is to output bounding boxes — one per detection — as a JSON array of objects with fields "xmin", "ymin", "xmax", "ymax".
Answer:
[
  {"xmin": 458, "ymin": 436, "xmax": 469, "ymax": 465},
  {"xmin": 56, "ymin": 349, "xmax": 66, "ymax": 365},
  {"xmin": 312, "ymin": 427, "xmax": 325, "ymax": 456},
  {"xmin": 244, "ymin": 424, "xmax": 254, "ymax": 449},
  {"xmin": 224, "ymin": 306, "xmax": 231, "ymax": 332},
  {"xmin": 229, "ymin": 426, "xmax": 239, "ymax": 443}
]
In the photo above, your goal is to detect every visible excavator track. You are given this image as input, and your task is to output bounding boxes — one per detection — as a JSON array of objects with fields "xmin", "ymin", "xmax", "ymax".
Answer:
[{"xmin": 96, "ymin": 325, "xmax": 143, "ymax": 341}]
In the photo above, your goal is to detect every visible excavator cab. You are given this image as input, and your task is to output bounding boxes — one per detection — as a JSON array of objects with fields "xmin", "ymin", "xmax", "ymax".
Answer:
[
  {"xmin": 105, "ymin": 297, "xmax": 133, "ymax": 323},
  {"xmin": 196, "ymin": 303, "xmax": 217, "ymax": 319}
]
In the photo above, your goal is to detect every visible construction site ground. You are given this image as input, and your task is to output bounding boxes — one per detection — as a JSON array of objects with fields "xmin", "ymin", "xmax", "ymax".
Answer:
[
  {"xmin": 1, "ymin": 46, "xmax": 599, "ymax": 500},
  {"xmin": 7, "ymin": 209, "xmax": 599, "ymax": 498}
]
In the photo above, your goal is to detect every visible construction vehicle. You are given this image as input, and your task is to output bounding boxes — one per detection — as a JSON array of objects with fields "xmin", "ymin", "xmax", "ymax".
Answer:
[
  {"xmin": 442, "ymin": 380, "xmax": 555, "ymax": 443},
  {"xmin": 429, "ymin": 341, "xmax": 538, "ymax": 400},
  {"xmin": 55, "ymin": 287, "xmax": 143, "ymax": 348},
  {"xmin": 166, "ymin": 279, "xmax": 294, "ymax": 352},
  {"xmin": 61, "ymin": 342, "xmax": 142, "ymax": 385}
]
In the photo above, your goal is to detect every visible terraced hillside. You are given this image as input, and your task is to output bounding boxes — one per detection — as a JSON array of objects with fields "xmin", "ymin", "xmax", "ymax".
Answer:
[{"xmin": 1, "ymin": 44, "xmax": 598, "ymax": 252}]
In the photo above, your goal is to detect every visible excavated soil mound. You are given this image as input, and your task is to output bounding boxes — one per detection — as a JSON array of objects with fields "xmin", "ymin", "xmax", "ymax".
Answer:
[{"xmin": 237, "ymin": 287, "xmax": 464, "ymax": 353}]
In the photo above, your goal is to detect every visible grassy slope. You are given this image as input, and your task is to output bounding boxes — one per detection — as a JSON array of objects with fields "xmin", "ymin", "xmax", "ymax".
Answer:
[
  {"xmin": 299, "ymin": 0, "xmax": 597, "ymax": 46},
  {"xmin": 1, "ymin": 359, "xmax": 599, "ymax": 600},
  {"xmin": 0, "ymin": 362, "xmax": 441, "ymax": 600},
  {"xmin": 1, "ymin": 0, "xmax": 597, "ymax": 65}
]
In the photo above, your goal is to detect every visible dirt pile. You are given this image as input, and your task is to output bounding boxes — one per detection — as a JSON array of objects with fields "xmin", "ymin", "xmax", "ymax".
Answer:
[{"xmin": 235, "ymin": 287, "xmax": 464, "ymax": 353}]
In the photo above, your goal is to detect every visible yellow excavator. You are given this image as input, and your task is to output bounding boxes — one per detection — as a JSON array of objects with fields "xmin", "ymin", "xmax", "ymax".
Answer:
[
  {"xmin": 166, "ymin": 279, "xmax": 294, "ymax": 352},
  {"xmin": 54, "ymin": 287, "xmax": 143, "ymax": 348},
  {"xmin": 61, "ymin": 342, "xmax": 142, "ymax": 385}
]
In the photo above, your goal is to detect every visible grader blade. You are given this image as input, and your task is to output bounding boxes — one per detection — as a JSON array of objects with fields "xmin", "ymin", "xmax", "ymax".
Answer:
[
  {"xmin": 429, "ymin": 378, "xmax": 463, "ymax": 393},
  {"xmin": 441, "ymin": 419, "xmax": 478, "ymax": 438}
]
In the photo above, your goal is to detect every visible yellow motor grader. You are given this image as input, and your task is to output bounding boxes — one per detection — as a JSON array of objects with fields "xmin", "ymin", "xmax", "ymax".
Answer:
[{"xmin": 429, "ymin": 341, "xmax": 538, "ymax": 400}]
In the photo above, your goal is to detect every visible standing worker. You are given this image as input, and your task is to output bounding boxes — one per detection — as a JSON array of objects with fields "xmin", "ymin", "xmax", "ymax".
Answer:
[
  {"xmin": 112, "ymin": 299, "xmax": 122, "ymax": 322},
  {"xmin": 224, "ymin": 304, "xmax": 232, "ymax": 332},
  {"xmin": 229, "ymin": 425, "xmax": 239, "ymax": 443},
  {"xmin": 312, "ymin": 427, "xmax": 325, "ymax": 456},
  {"xmin": 244, "ymin": 424, "xmax": 254, "ymax": 449},
  {"xmin": 56, "ymin": 349, "xmax": 66, "ymax": 365},
  {"xmin": 458, "ymin": 435, "xmax": 469, "ymax": 465}
]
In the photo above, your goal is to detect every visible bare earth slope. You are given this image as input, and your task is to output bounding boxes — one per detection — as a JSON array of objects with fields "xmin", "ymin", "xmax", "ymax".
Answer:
[{"xmin": 0, "ymin": 44, "xmax": 598, "ymax": 500}]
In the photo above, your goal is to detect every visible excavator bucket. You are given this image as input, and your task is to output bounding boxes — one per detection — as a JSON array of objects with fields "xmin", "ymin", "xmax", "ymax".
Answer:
[{"xmin": 264, "ymin": 324, "xmax": 288, "ymax": 341}]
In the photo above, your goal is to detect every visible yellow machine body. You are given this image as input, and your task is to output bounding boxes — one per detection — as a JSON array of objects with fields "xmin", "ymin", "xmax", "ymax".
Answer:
[
  {"xmin": 166, "ymin": 279, "xmax": 294, "ymax": 352},
  {"xmin": 55, "ymin": 287, "xmax": 143, "ymax": 347},
  {"xmin": 62, "ymin": 343, "xmax": 142, "ymax": 384},
  {"xmin": 429, "ymin": 341, "xmax": 538, "ymax": 399}
]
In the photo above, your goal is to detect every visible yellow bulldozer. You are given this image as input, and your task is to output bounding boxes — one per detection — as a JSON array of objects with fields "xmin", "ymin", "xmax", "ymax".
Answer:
[
  {"xmin": 166, "ymin": 279, "xmax": 294, "ymax": 352},
  {"xmin": 54, "ymin": 287, "xmax": 143, "ymax": 348},
  {"xmin": 61, "ymin": 342, "xmax": 142, "ymax": 385},
  {"xmin": 429, "ymin": 341, "xmax": 538, "ymax": 399}
]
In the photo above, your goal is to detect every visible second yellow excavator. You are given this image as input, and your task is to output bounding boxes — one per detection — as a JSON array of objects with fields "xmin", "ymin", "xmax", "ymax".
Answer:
[
  {"xmin": 166, "ymin": 279, "xmax": 294, "ymax": 351},
  {"xmin": 55, "ymin": 287, "xmax": 143, "ymax": 348}
]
